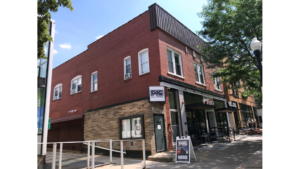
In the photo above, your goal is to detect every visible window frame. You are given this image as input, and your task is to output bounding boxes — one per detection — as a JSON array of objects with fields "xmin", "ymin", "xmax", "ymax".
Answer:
[
  {"xmin": 124, "ymin": 56, "xmax": 132, "ymax": 80},
  {"xmin": 166, "ymin": 47, "xmax": 184, "ymax": 78},
  {"xmin": 213, "ymin": 73, "xmax": 221, "ymax": 91},
  {"xmin": 119, "ymin": 114, "xmax": 145, "ymax": 140},
  {"xmin": 138, "ymin": 48, "xmax": 150, "ymax": 75},
  {"xmin": 91, "ymin": 71, "xmax": 98, "ymax": 92},
  {"xmin": 53, "ymin": 83, "xmax": 62, "ymax": 100},
  {"xmin": 194, "ymin": 62, "xmax": 205, "ymax": 85},
  {"xmin": 70, "ymin": 75, "xmax": 82, "ymax": 95}
]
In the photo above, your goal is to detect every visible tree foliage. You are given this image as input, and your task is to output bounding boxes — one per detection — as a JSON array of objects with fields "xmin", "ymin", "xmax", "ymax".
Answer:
[
  {"xmin": 38, "ymin": 0, "xmax": 73, "ymax": 59},
  {"xmin": 197, "ymin": 0, "xmax": 262, "ymax": 101}
]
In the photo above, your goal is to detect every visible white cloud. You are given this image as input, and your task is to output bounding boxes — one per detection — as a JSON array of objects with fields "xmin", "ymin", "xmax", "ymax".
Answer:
[
  {"xmin": 55, "ymin": 29, "xmax": 58, "ymax": 34},
  {"xmin": 53, "ymin": 49, "xmax": 58, "ymax": 54},
  {"xmin": 96, "ymin": 35, "xmax": 103, "ymax": 39},
  {"xmin": 59, "ymin": 43, "xmax": 72, "ymax": 49}
]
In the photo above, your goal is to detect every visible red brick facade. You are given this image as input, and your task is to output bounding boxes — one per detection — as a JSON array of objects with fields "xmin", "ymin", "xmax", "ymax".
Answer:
[{"xmin": 49, "ymin": 10, "xmax": 224, "ymax": 152}]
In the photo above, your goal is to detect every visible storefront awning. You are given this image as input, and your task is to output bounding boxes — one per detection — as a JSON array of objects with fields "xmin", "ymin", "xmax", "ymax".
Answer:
[
  {"xmin": 215, "ymin": 108, "xmax": 237, "ymax": 112},
  {"xmin": 185, "ymin": 103, "xmax": 216, "ymax": 110}
]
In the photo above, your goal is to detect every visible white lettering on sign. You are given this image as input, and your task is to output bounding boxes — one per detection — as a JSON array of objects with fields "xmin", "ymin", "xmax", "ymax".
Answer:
[
  {"xmin": 68, "ymin": 110, "xmax": 77, "ymax": 113},
  {"xmin": 178, "ymin": 155, "xmax": 188, "ymax": 159},
  {"xmin": 228, "ymin": 102, "xmax": 237, "ymax": 108},
  {"xmin": 178, "ymin": 141, "xmax": 188, "ymax": 146}
]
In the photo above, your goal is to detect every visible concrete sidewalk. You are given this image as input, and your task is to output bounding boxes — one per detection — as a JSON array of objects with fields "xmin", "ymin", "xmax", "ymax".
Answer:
[
  {"xmin": 99, "ymin": 135, "xmax": 262, "ymax": 169},
  {"xmin": 40, "ymin": 135, "xmax": 262, "ymax": 169}
]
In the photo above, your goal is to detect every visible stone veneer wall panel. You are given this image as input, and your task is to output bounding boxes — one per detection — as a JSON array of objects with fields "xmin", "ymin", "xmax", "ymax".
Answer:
[{"xmin": 84, "ymin": 98, "xmax": 168, "ymax": 156}]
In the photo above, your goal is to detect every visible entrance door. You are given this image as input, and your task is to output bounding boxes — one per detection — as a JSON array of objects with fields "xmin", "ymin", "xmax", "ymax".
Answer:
[{"xmin": 154, "ymin": 114, "xmax": 166, "ymax": 152}]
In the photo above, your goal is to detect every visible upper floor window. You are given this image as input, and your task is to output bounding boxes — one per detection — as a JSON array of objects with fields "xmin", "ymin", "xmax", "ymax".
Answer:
[
  {"xmin": 53, "ymin": 84, "xmax": 62, "ymax": 100},
  {"xmin": 124, "ymin": 56, "xmax": 131, "ymax": 79},
  {"xmin": 194, "ymin": 62, "xmax": 205, "ymax": 84},
  {"xmin": 70, "ymin": 75, "xmax": 82, "ymax": 94},
  {"xmin": 242, "ymin": 80, "xmax": 246, "ymax": 91},
  {"xmin": 167, "ymin": 48, "xmax": 183, "ymax": 77},
  {"xmin": 91, "ymin": 72, "xmax": 97, "ymax": 92},
  {"xmin": 138, "ymin": 49, "xmax": 149, "ymax": 75},
  {"xmin": 213, "ymin": 76, "xmax": 221, "ymax": 91}
]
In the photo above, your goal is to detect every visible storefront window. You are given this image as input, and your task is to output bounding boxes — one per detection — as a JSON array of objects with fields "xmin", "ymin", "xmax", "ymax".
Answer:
[
  {"xmin": 239, "ymin": 103, "xmax": 254, "ymax": 126},
  {"xmin": 119, "ymin": 115, "xmax": 144, "ymax": 139},
  {"xmin": 168, "ymin": 89, "xmax": 177, "ymax": 109},
  {"xmin": 215, "ymin": 113, "xmax": 228, "ymax": 131},
  {"xmin": 37, "ymin": 88, "xmax": 46, "ymax": 134}
]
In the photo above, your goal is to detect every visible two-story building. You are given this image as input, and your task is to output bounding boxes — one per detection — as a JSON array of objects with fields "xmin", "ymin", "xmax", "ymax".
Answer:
[
  {"xmin": 223, "ymin": 81, "xmax": 259, "ymax": 129},
  {"xmin": 48, "ymin": 3, "xmax": 253, "ymax": 157}
]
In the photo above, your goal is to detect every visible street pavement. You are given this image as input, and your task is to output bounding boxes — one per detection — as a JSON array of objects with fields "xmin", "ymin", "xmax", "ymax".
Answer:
[{"xmin": 41, "ymin": 135, "xmax": 262, "ymax": 169}]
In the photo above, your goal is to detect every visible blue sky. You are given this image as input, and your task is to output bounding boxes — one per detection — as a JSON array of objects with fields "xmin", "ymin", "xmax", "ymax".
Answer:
[{"xmin": 50, "ymin": 0, "xmax": 208, "ymax": 68}]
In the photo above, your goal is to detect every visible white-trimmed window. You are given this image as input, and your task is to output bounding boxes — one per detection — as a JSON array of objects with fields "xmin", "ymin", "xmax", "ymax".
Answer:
[
  {"xmin": 124, "ymin": 56, "xmax": 131, "ymax": 79},
  {"xmin": 138, "ymin": 48, "xmax": 150, "ymax": 75},
  {"xmin": 53, "ymin": 84, "xmax": 62, "ymax": 100},
  {"xmin": 167, "ymin": 48, "xmax": 183, "ymax": 77},
  {"xmin": 213, "ymin": 75, "xmax": 221, "ymax": 91},
  {"xmin": 70, "ymin": 75, "xmax": 82, "ymax": 94},
  {"xmin": 91, "ymin": 71, "xmax": 97, "ymax": 92},
  {"xmin": 194, "ymin": 62, "xmax": 205, "ymax": 84}
]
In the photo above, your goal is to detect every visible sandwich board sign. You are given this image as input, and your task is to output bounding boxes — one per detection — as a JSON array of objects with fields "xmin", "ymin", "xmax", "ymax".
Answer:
[{"xmin": 175, "ymin": 136, "xmax": 197, "ymax": 164}]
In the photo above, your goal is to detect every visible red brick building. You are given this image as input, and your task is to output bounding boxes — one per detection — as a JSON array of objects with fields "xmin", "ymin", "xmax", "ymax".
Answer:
[{"xmin": 49, "ymin": 4, "xmax": 234, "ymax": 156}]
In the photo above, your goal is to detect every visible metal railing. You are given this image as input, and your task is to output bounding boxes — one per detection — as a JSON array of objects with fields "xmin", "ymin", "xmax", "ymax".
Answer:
[{"xmin": 37, "ymin": 139, "xmax": 146, "ymax": 169}]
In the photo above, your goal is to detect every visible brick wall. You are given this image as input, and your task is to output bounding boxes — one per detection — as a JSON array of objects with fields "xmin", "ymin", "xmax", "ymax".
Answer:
[
  {"xmin": 50, "ymin": 11, "xmax": 162, "ymax": 121},
  {"xmin": 84, "ymin": 98, "xmax": 168, "ymax": 156},
  {"xmin": 157, "ymin": 30, "xmax": 224, "ymax": 95}
]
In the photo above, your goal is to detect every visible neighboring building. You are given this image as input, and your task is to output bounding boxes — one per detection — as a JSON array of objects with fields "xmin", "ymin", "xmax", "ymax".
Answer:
[
  {"xmin": 255, "ymin": 96, "xmax": 262, "ymax": 128},
  {"xmin": 38, "ymin": 20, "xmax": 55, "ymax": 157},
  {"xmin": 223, "ymin": 81, "xmax": 258, "ymax": 129},
  {"xmin": 48, "ymin": 4, "xmax": 237, "ymax": 157}
]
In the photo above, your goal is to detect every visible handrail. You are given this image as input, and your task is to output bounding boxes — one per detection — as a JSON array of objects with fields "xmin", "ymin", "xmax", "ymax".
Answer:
[
  {"xmin": 39, "ymin": 139, "xmax": 146, "ymax": 169},
  {"xmin": 82, "ymin": 142, "xmax": 126, "ymax": 154}
]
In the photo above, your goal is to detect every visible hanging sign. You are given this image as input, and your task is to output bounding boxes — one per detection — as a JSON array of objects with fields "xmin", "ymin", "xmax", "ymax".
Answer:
[
  {"xmin": 227, "ymin": 101, "xmax": 237, "ymax": 108},
  {"xmin": 175, "ymin": 136, "xmax": 197, "ymax": 164},
  {"xmin": 148, "ymin": 86, "xmax": 165, "ymax": 102}
]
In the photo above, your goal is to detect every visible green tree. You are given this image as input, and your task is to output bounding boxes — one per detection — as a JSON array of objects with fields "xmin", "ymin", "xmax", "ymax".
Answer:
[
  {"xmin": 197, "ymin": 0, "xmax": 262, "ymax": 101},
  {"xmin": 38, "ymin": 0, "xmax": 73, "ymax": 59}
]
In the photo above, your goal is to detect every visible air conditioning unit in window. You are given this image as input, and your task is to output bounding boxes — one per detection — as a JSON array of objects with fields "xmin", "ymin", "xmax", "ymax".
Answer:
[
  {"xmin": 125, "ymin": 73, "xmax": 131, "ymax": 79},
  {"xmin": 71, "ymin": 89, "xmax": 76, "ymax": 94},
  {"xmin": 193, "ymin": 51, "xmax": 196, "ymax": 58}
]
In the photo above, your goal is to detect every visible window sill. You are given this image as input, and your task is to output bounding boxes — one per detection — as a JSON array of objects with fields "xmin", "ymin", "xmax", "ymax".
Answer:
[
  {"xmin": 70, "ymin": 91, "xmax": 81, "ymax": 95},
  {"xmin": 91, "ymin": 90, "xmax": 97, "ymax": 93},
  {"xmin": 195, "ymin": 82, "xmax": 206, "ymax": 87},
  {"xmin": 53, "ymin": 98, "xmax": 62, "ymax": 102},
  {"xmin": 167, "ymin": 72, "xmax": 185, "ymax": 79},
  {"xmin": 214, "ymin": 89, "xmax": 223, "ymax": 92},
  {"xmin": 139, "ymin": 72, "xmax": 150, "ymax": 77},
  {"xmin": 124, "ymin": 77, "xmax": 132, "ymax": 81}
]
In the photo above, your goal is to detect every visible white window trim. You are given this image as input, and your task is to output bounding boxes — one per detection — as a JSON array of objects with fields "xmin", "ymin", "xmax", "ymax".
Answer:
[
  {"xmin": 53, "ymin": 83, "xmax": 62, "ymax": 100},
  {"xmin": 167, "ymin": 47, "xmax": 184, "ymax": 78},
  {"xmin": 138, "ymin": 48, "xmax": 150, "ymax": 75},
  {"xmin": 124, "ymin": 56, "xmax": 131, "ymax": 80},
  {"xmin": 91, "ymin": 71, "xmax": 97, "ymax": 92},
  {"xmin": 194, "ymin": 62, "xmax": 205, "ymax": 85},
  {"xmin": 214, "ymin": 77, "xmax": 222, "ymax": 91},
  {"xmin": 70, "ymin": 75, "xmax": 82, "ymax": 95}
]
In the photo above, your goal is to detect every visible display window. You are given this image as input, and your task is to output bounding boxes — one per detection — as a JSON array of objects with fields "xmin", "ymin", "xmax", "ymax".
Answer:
[{"xmin": 119, "ymin": 115, "xmax": 145, "ymax": 139}]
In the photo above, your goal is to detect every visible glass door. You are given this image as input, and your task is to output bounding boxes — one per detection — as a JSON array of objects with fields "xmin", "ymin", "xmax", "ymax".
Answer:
[{"xmin": 186, "ymin": 109, "xmax": 207, "ymax": 145}]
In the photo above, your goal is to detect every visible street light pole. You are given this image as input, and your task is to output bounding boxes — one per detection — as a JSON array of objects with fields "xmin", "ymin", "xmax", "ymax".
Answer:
[{"xmin": 250, "ymin": 37, "xmax": 263, "ymax": 88}]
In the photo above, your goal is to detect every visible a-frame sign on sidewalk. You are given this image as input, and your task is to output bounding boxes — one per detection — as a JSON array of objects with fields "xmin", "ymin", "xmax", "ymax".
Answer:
[{"xmin": 175, "ymin": 136, "xmax": 197, "ymax": 164}]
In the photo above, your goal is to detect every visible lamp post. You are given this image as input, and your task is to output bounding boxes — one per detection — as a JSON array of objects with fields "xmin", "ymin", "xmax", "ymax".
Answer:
[{"xmin": 250, "ymin": 37, "xmax": 262, "ymax": 90}]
